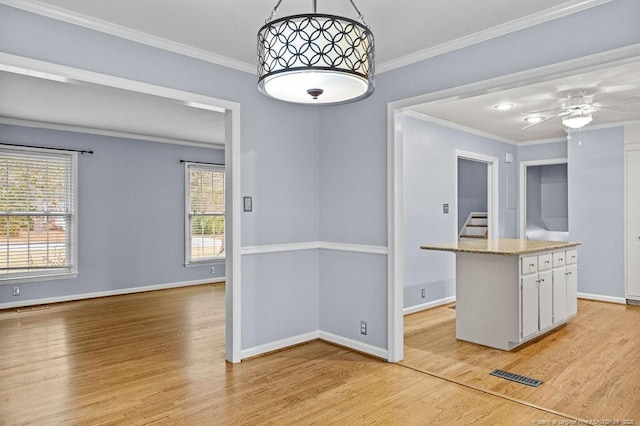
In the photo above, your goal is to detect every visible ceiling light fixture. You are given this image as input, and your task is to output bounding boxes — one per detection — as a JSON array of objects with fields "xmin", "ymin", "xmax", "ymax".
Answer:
[
  {"xmin": 257, "ymin": 0, "xmax": 375, "ymax": 105},
  {"xmin": 524, "ymin": 115, "xmax": 545, "ymax": 124},
  {"xmin": 562, "ymin": 111, "xmax": 593, "ymax": 129},
  {"xmin": 494, "ymin": 103, "xmax": 514, "ymax": 111}
]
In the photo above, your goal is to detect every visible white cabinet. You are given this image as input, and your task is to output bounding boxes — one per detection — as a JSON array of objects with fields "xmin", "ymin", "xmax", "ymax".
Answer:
[
  {"xmin": 448, "ymin": 241, "xmax": 580, "ymax": 351},
  {"xmin": 520, "ymin": 249, "xmax": 578, "ymax": 340}
]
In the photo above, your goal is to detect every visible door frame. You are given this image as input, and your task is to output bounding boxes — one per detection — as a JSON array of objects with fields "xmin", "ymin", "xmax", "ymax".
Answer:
[
  {"xmin": 519, "ymin": 158, "xmax": 568, "ymax": 239},
  {"xmin": 455, "ymin": 150, "xmax": 499, "ymax": 240},
  {"xmin": 625, "ymin": 142, "xmax": 640, "ymax": 301},
  {"xmin": 0, "ymin": 52, "xmax": 243, "ymax": 362}
]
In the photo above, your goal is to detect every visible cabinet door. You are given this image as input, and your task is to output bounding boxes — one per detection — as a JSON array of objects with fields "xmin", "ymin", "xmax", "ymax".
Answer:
[
  {"xmin": 538, "ymin": 271, "xmax": 553, "ymax": 330},
  {"xmin": 521, "ymin": 275, "xmax": 539, "ymax": 338},
  {"xmin": 552, "ymin": 269, "xmax": 567, "ymax": 323},
  {"xmin": 566, "ymin": 264, "xmax": 578, "ymax": 316}
]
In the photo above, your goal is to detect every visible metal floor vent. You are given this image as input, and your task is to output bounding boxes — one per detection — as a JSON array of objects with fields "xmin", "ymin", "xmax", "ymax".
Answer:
[{"xmin": 490, "ymin": 369, "xmax": 542, "ymax": 387}]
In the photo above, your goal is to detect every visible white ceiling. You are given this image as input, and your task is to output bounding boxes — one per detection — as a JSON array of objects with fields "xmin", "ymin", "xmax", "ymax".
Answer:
[
  {"xmin": 3, "ymin": 0, "xmax": 636, "ymax": 144},
  {"xmin": 11, "ymin": 0, "xmax": 592, "ymax": 71},
  {"xmin": 407, "ymin": 61, "xmax": 640, "ymax": 143},
  {"xmin": 0, "ymin": 71, "xmax": 226, "ymax": 146}
]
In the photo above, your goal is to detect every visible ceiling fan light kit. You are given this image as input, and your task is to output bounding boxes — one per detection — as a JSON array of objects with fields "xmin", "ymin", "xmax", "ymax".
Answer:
[
  {"xmin": 257, "ymin": 0, "xmax": 375, "ymax": 105},
  {"xmin": 562, "ymin": 112, "xmax": 593, "ymax": 129}
]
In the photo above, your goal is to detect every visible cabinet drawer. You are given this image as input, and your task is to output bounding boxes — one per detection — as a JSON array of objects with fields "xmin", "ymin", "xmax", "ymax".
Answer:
[
  {"xmin": 552, "ymin": 251, "xmax": 566, "ymax": 268},
  {"xmin": 521, "ymin": 255, "xmax": 538, "ymax": 274},
  {"xmin": 538, "ymin": 253, "xmax": 552, "ymax": 271},
  {"xmin": 566, "ymin": 249, "xmax": 577, "ymax": 265}
]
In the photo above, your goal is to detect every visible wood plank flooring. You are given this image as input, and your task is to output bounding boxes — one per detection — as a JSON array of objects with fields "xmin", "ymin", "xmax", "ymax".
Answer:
[
  {"xmin": 1, "ymin": 284, "xmax": 570, "ymax": 425},
  {"xmin": 402, "ymin": 299, "xmax": 640, "ymax": 422}
]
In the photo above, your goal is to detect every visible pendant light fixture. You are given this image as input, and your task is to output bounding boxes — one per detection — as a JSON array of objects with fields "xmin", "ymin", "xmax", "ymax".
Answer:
[{"xmin": 257, "ymin": 0, "xmax": 375, "ymax": 105}]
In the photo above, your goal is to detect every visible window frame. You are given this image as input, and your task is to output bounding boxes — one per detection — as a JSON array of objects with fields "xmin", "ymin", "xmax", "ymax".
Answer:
[
  {"xmin": 184, "ymin": 162, "xmax": 225, "ymax": 266},
  {"xmin": 0, "ymin": 145, "xmax": 78, "ymax": 284}
]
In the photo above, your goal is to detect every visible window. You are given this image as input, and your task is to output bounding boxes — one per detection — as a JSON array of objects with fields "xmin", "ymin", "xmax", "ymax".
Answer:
[
  {"xmin": 0, "ymin": 146, "xmax": 77, "ymax": 281},
  {"xmin": 185, "ymin": 164, "xmax": 225, "ymax": 264}
]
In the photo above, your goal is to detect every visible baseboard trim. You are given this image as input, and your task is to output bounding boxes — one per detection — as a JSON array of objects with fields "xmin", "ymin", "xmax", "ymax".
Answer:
[
  {"xmin": 0, "ymin": 277, "xmax": 225, "ymax": 310},
  {"xmin": 240, "ymin": 331, "xmax": 320, "ymax": 359},
  {"xmin": 319, "ymin": 331, "xmax": 388, "ymax": 360},
  {"xmin": 403, "ymin": 296, "xmax": 456, "ymax": 315},
  {"xmin": 578, "ymin": 292, "xmax": 626, "ymax": 304}
]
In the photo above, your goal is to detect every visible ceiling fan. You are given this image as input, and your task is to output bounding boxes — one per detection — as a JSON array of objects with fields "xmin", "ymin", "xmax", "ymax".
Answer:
[{"xmin": 522, "ymin": 90, "xmax": 628, "ymax": 130}]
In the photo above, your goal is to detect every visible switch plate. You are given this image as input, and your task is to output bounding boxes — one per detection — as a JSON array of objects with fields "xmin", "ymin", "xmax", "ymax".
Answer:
[{"xmin": 243, "ymin": 196, "xmax": 252, "ymax": 212}]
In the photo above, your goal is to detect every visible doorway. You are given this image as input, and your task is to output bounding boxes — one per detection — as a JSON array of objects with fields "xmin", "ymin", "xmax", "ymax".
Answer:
[
  {"xmin": 626, "ymin": 146, "xmax": 640, "ymax": 302},
  {"xmin": 0, "ymin": 53, "xmax": 242, "ymax": 362},
  {"xmin": 519, "ymin": 159, "xmax": 568, "ymax": 241},
  {"xmin": 455, "ymin": 150, "xmax": 499, "ymax": 241}
]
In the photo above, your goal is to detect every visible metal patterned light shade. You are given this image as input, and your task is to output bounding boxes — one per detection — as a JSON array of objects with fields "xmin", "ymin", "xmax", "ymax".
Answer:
[{"xmin": 258, "ymin": 1, "xmax": 374, "ymax": 105}]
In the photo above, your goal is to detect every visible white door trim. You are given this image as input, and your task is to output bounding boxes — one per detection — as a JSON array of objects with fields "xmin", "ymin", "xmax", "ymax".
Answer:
[
  {"xmin": 0, "ymin": 52, "xmax": 243, "ymax": 363},
  {"xmin": 625, "ymin": 143, "xmax": 640, "ymax": 301},
  {"xmin": 519, "ymin": 158, "xmax": 568, "ymax": 239},
  {"xmin": 455, "ymin": 150, "xmax": 499, "ymax": 240},
  {"xmin": 387, "ymin": 44, "xmax": 640, "ymax": 364}
]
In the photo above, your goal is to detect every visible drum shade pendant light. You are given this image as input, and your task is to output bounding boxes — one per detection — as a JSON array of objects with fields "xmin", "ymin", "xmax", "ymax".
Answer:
[{"xmin": 257, "ymin": 0, "xmax": 375, "ymax": 105}]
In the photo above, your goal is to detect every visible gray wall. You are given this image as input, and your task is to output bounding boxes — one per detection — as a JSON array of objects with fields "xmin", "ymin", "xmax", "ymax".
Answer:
[
  {"xmin": 0, "ymin": 123, "xmax": 225, "ymax": 304},
  {"xmin": 319, "ymin": 0, "xmax": 640, "ymax": 348},
  {"xmin": 519, "ymin": 141, "xmax": 567, "ymax": 162},
  {"xmin": 458, "ymin": 158, "xmax": 488, "ymax": 233},
  {"xmin": 568, "ymin": 127, "xmax": 625, "ymax": 298},
  {"xmin": 0, "ymin": 4, "xmax": 321, "ymax": 350},
  {"xmin": 401, "ymin": 116, "xmax": 517, "ymax": 309},
  {"xmin": 540, "ymin": 164, "xmax": 568, "ymax": 231},
  {"xmin": 527, "ymin": 166, "xmax": 545, "ymax": 230}
]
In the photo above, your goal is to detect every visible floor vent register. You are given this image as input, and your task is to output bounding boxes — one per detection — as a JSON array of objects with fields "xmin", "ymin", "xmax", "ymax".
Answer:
[{"xmin": 489, "ymin": 369, "xmax": 542, "ymax": 387}]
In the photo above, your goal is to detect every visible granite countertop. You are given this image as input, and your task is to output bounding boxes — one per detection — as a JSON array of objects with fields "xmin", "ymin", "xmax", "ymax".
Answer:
[{"xmin": 420, "ymin": 238, "xmax": 580, "ymax": 255}]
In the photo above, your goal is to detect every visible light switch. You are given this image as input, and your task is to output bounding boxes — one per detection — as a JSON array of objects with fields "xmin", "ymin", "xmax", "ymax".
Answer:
[{"xmin": 243, "ymin": 196, "xmax": 252, "ymax": 212}]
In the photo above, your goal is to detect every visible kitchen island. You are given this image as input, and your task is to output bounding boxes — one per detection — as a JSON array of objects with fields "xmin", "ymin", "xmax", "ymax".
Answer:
[{"xmin": 420, "ymin": 239, "xmax": 580, "ymax": 350}]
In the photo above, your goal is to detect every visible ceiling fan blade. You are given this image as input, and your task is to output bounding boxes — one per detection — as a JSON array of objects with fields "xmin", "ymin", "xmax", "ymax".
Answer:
[
  {"xmin": 519, "ymin": 108, "xmax": 562, "ymax": 115},
  {"xmin": 598, "ymin": 107, "xmax": 631, "ymax": 115},
  {"xmin": 522, "ymin": 114, "xmax": 559, "ymax": 130}
]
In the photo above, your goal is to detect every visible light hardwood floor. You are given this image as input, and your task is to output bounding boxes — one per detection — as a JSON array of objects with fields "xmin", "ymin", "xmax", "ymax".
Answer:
[
  {"xmin": 1, "ymin": 284, "xmax": 572, "ymax": 425},
  {"xmin": 403, "ymin": 299, "xmax": 640, "ymax": 423}
]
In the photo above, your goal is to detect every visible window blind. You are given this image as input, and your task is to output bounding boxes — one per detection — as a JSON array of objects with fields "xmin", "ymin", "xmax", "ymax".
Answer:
[
  {"xmin": 0, "ymin": 148, "xmax": 75, "ymax": 277},
  {"xmin": 187, "ymin": 164, "xmax": 225, "ymax": 263}
]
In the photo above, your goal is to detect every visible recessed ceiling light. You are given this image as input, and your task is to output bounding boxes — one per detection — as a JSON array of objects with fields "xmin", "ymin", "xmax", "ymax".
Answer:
[
  {"xmin": 524, "ymin": 115, "xmax": 545, "ymax": 124},
  {"xmin": 493, "ymin": 103, "xmax": 514, "ymax": 111}
]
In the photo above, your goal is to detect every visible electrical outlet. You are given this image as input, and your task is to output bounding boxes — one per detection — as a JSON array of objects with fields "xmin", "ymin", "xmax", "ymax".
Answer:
[
  {"xmin": 421, "ymin": 288, "xmax": 426, "ymax": 298},
  {"xmin": 210, "ymin": 266, "xmax": 216, "ymax": 275},
  {"xmin": 443, "ymin": 203, "xmax": 449, "ymax": 214},
  {"xmin": 12, "ymin": 286, "xmax": 20, "ymax": 296},
  {"xmin": 360, "ymin": 320, "xmax": 367, "ymax": 335}
]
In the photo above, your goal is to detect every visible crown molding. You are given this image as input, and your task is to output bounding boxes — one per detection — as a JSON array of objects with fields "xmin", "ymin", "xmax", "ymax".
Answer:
[
  {"xmin": 403, "ymin": 110, "xmax": 518, "ymax": 146},
  {"xmin": 0, "ymin": 0, "xmax": 256, "ymax": 74},
  {"xmin": 377, "ymin": 0, "xmax": 613, "ymax": 73}
]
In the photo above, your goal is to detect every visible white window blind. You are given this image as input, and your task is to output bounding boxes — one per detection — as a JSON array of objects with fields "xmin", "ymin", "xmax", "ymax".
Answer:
[
  {"xmin": 0, "ymin": 147, "xmax": 76, "ymax": 279},
  {"xmin": 186, "ymin": 164, "xmax": 225, "ymax": 263}
]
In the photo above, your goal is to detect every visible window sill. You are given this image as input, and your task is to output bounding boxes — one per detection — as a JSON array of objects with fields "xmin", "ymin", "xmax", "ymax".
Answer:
[
  {"xmin": 0, "ymin": 272, "xmax": 78, "ymax": 285},
  {"xmin": 184, "ymin": 258, "xmax": 226, "ymax": 268}
]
